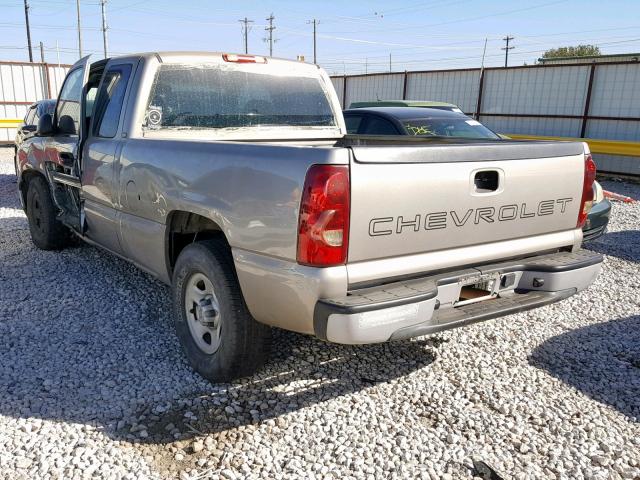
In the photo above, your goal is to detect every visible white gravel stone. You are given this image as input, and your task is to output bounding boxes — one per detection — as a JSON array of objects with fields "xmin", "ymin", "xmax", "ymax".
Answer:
[{"xmin": 0, "ymin": 147, "xmax": 639, "ymax": 479}]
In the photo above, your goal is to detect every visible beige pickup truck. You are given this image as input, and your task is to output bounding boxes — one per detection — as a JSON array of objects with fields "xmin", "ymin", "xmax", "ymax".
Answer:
[{"xmin": 16, "ymin": 52, "xmax": 601, "ymax": 381}]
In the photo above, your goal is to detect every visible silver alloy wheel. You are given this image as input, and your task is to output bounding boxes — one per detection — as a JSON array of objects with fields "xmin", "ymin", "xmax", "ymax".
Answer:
[{"xmin": 184, "ymin": 272, "xmax": 222, "ymax": 354}]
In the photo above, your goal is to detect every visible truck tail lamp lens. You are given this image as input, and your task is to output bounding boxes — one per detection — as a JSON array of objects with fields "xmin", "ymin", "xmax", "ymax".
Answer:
[
  {"xmin": 577, "ymin": 153, "xmax": 597, "ymax": 228},
  {"xmin": 222, "ymin": 53, "xmax": 267, "ymax": 64},
  {"xmin": 297, "ymin": 165, "xmax": 350, "ymax": 266}
]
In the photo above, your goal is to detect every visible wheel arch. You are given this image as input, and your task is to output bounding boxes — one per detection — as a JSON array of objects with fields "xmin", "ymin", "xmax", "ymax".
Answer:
[
  {"xmin": 165, "ymin": 210, "xmax": 229, "ymax": 279},
  {"xmin": 19, "ymin": 169, "xmax": 49, "ymax": 210}
]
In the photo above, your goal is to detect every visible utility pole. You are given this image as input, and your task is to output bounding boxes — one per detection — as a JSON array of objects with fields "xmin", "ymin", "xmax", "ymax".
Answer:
[
  {"xmin": 265, "ymin": 13, "xmax": 275, "ymax": 57},
  {"xmin": 502, "ymin": 35, "xmax": 514, "ymax": 68},
  {"xmin": 238, "ymin": 17, "xmax": 253, "ymax": 54},
  {"xmin": 307, "ymin": 19, "xmax": 318, "ymax": 64},
  {"xmin": 389, "ymin": 52, "xmax": 392, "ymax": 72},
  {"xmin": 100, "ymin": 0, "xmax": 108, "ymax": 58},
  {"xmin": 23, "ymin": 0, "xmax": 33, "ymax": 62},
  {"xmin": 39, "ymin": 41, "xmax": 45, "ymax": 63},
  {"xmin": 76, "ymin": 0, "xmax": 82, "ymax": 58}
]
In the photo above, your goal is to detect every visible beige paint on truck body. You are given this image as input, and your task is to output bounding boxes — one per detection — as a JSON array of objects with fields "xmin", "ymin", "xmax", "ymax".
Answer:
[{"xmin": 16, "ymin": 51, "xmax": 601, "ymax": 344}]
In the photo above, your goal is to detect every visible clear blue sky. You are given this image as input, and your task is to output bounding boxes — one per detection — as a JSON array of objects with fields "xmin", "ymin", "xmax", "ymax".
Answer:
[{"xmin": 1, "ymin": 0, "xmax": 639, "ymax": 74}]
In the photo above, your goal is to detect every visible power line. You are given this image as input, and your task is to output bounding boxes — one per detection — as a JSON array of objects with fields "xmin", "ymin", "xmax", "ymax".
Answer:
[
  {"xmin": 502, "ymin": 35, "xmax": 515, "ymax": 67},
  {"xmin": 23, "ymin": 0, "xmax": 33, "ymax": 62},
  {"xmin": 374, "ymin": 0, "xmax": 468, "ymax": 17},
  {"xmin": 280, "ymin": 24, "xmax": 640, "ymax": 58},
  {"xmin": 319, "ymin": 32, "xmax": 640, "ymax": 63},
  {"xmin": 0, "ymin": 22, "xmax": 101, "ymax": 31},
  {"xmin": 264, "ymin": 13, "xmax": 275, "ymax": 57},
  {"xmin": 319, "ymin": 0, "xmax": 568, "ymax": 35},
  {"xmin": 239, "ymin": 17, "xmax": 253, "ymax": 54}
]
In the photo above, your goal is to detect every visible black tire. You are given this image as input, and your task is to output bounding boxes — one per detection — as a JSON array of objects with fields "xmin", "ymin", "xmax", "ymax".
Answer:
[
  {"xmin": 25, "ymin": 176, "xmax": 73, "ymax": 250},
  {"xmin": 172, "ymin": 238, "xmax": 271, "ymax": 382}
]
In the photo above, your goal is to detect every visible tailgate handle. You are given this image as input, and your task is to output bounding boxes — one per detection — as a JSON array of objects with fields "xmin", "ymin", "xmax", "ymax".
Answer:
[{"xmin": 474, "ymin": 170, "xmax": 499, "ymax": 193}]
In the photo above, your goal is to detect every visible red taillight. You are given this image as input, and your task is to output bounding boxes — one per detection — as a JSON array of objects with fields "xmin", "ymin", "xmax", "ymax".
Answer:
[
  {"xmin": 297, "ymin": 165, "xmax": 350, "ymax": 267},
  {"xmin": 222, "ymin": 53, "xmax": 267, "ymax": 63},
  {"xmin": 577, "ymin": 153, "xmax": 597, "ymax": 228}
]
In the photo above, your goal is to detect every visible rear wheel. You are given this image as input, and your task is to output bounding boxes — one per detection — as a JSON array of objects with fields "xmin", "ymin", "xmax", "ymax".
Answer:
[
  {"xmin": 25, "ymin": 176, "xmax": 73, "ymax": 250},
  {"xmin": 172, "ymin": 238, "xmax": 271, "ymax": 382}
]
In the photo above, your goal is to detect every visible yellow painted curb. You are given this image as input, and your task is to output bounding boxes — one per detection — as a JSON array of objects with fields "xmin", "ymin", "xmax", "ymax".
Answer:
[{"xmin": 504, "ymin": 133, "xmax": 640, "ymax": 157}]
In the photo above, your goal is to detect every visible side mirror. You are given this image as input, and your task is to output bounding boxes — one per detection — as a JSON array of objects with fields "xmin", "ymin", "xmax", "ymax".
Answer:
[{"xmin": 37, "ymin": 113, "xmax": 54, "ymax": 136}]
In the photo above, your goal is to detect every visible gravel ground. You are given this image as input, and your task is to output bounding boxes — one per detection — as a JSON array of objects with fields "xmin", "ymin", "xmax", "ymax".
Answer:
[{"xmin": 0, "ymin": 145, "xmax": 639, "ymax": 480}]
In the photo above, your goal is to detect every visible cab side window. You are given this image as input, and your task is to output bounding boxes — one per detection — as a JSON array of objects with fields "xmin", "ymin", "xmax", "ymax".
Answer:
[
  {"xmin": 93, "ymin": 64, "xmax": 132, "ymax": 138},
  {"xmin": 361, "ymin": 116, "xmax": 400, "ymax": 135},
  {"xmin": 56, "ymin": 68, "xmax": 84, "ymax": 135}
]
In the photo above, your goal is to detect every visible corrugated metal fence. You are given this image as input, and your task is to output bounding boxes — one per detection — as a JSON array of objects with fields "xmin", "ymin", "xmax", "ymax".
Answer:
[
  {"xmin": 331, "ymin": 61, "xmax": 640, "ymax": 175},
  {"xmin": 1, "ymin": 61, "xmax": 71, "ymax": 143}
]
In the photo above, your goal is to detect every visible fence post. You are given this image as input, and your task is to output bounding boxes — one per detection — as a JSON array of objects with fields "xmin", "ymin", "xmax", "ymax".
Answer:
[
  {"xmin": 402, "ymin": 70, "xmax": 408, "ymax": 100},
  {"xmin": 580, "ymin": 63, "xmax": 596, "ymax": 138},
  {"xmin": 43, "ymin": 63, "xmax": 51, "ymax": 98},
  {"xmin": 342, "ymin": 75, "xmax": 347, "ymax": 109},
  {"xmin": 474, "ymin": 68, "xmax": 485, "ymax": 120}
]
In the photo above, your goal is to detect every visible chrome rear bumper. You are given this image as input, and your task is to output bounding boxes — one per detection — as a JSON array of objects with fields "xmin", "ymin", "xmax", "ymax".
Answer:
[{"xmin": 314, "ymin": 250, "xmax": 602, "ymax": 344}]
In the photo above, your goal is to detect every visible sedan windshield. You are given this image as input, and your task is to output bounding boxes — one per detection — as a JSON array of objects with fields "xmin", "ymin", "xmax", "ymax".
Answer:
[{"xmin": 403, "ymin": 118, "xmax": 499, "ymax": 140}]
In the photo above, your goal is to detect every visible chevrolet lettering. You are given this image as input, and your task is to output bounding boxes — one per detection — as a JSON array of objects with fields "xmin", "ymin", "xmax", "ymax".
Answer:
[{"xmin": 369, "ymin": 198, "xmax": 574, "ymax": 236}]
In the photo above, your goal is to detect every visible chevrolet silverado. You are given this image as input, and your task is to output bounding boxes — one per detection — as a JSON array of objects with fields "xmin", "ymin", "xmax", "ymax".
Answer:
[{"xmin": 15, "ymin": 52, "xmax": 602, "ymax": 381}]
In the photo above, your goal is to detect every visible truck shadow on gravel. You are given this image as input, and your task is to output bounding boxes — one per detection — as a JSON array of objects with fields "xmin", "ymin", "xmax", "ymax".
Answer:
[
  {"xmin": 585, "ymin": 230, "xmax": 640, "ymax": 263},
  {"xmin": 135, "ymin": 332, "xmax": 439, "ymax": 445},
  {"xmin": 0, "ymin": 173, "xmax": 23, "ymax": 210},
  {"xmin": 529, "ymin": 315, "xmax": 640, "ymax": 420},
  {"xmin": 0, "ymin": 212, "xmax": 438, "ymax": 447}
]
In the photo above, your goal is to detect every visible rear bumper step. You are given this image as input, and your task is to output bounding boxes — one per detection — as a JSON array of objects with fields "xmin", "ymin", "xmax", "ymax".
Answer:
[{"xmin": 314, "ymin": 250, "xmax": 602, "ymax": 344}]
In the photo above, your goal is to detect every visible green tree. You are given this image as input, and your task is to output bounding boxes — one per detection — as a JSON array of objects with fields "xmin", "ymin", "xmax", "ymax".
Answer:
[{"xmin": 542, "ymin": 45, "xmax": 601, "ymax": 59}]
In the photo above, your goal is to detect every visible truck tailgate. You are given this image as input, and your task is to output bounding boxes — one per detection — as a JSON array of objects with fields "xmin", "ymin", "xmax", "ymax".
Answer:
[{"xmin": 347, "ymin": 141, "xmax": 585, "ymax": 263}]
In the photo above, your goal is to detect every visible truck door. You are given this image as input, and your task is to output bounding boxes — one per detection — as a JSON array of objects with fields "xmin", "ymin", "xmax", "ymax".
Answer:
[
  {"xmin": 45, "ymin": 56, "xmax": 92, "ymax": 233},
  {"xmin": 81, "ymin": 61, "xmax": 136, "ymax": 255}
]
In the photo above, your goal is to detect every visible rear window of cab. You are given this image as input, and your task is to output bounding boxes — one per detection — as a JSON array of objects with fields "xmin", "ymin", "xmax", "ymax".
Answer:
[{"xmin": 143, "ymin": 64, "xmax": 337, "ymax": 131}]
